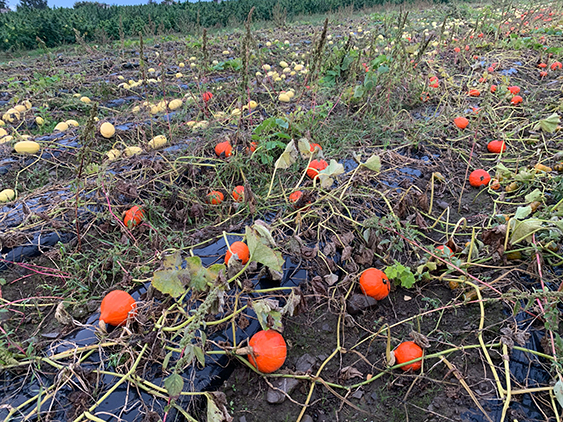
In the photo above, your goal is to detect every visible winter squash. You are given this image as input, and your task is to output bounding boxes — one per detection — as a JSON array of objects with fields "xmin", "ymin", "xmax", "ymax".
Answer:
[
  {"xmin": 207, "ymin": 191, "xmax": 224, "ymax": 205},
  {"xmin": 100, "ymin": 122, "xmax": 115, "ymax": 138},
  {"xmin": 100, "ymin": 290, "xmax": 137, "ymax": 327},
  {"xmin": 359, "ymin": 268, "xmax": 390, "ymax": 301},
  {"xmin": 394, "ymin": 341, "xmax": 423, "ymax": 371},
  {"xmin": 469, "ymin": 169, "xmax": 491, "ymax": 187},
  {"xmin": 215, "ymin": 141, "xmax": 232, "ymax": 157},
  {"xmin": 225, "ymin": 241, "xmax": 250, "ymax": 265},
  {"xmin": 453, "ymin": 117, "xmax": 469, "ymax": 129},
  {"xmin": 306, "ymin": 159, "xmax": 328, "ymax": 179},
  {"xmin": 14, "ymin": 141, "xmax": 40, "ymax": 154},
  {"xmin": 436, "ymin": 245, "xmax": 453, "ymax": 257},
  {"xmin": 487, "ymin": 140, "xmax": 506, "ymax": 153},
  {"xmin": 510, "ymin": 95, "xmax": 523, "ymax": 105},
  {"xmin": 508, "ymin": 86, "xmax": 520, "ymax": 95},
  {"xmin": 124, "ymin": 205, "xmax": 145, "ymax": 228},
  {"xmin": 232, "ymin": 186, "xmax": 245, "ymax": 202},
  {"xmin": 202, "ymin": 92, "xmax": 213, "ymax": 102},
  {"xmin": 248, "ymin": 330, "xmax": 287, "ymax": 373}
]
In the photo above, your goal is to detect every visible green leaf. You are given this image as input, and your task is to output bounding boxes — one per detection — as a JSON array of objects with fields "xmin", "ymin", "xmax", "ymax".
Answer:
[
  {"xmin": 353, "ymin": 85, "xmax": 365, "ymax": 99},
  {"xmin": 274, "ymin": 140, "xmax": 298, "ymax": 170},
  {"xmin": 164, "ymin": 373, "xmax": 184, "ymax": 398},
  {"xmin": 194, "ymin": 346, "xmax": 206, "ymax": 367},
  {"xmin": 0, "ymin": 344, "xmax": 19, "ymax": 366},
  {"xmin": 361, "ymin": 154, "xmax": 381, "ymax": 172},
  {"xmin": 152, "ymin": 252, "xmax": 225, "ymax": 297},
  {"xmin": 162, "ymin": 351, "xmax": 173, "ymax": 371},
  {"xmin": 152, "ymin": 252, "xmax": 189, "ymax": 298},
  {"xmin": 533, "ymin": 113, "xmax": 560, "ymax": 133},
  {"xmin": 514, "ymin": 205, "xmax": 532, "ymax": 220},
  {"xmin": 246, "ymin": 226, "xmax": 284, "ymax": 271},
  {"xmin": 510, "ymin": 218, "xmax": 543, "ymax": 244},
  {"xmin": 524, "ymin": 189, "xmax": 543, "ymax": 203},
  {"xmin": 385, "ymin": 262, "xmax": 416, "ymax": 289}
]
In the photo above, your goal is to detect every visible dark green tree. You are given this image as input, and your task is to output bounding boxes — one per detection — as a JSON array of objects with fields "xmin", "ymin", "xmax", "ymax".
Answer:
[{"xmin": 18, "ymin": 0, "xmax": 48, "ymax": 10}]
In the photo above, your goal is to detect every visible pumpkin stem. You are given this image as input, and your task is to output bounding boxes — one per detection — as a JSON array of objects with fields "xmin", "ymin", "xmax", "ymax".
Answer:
[{"xmin": 234, "ymin": 346, "xmax": 253, "ymax": 355}]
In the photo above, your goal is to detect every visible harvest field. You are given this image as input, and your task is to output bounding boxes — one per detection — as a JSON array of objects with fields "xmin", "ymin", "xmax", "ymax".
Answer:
[{"xmin": 1, "ymin": 0, "xmax": 563, "ymax": 421}]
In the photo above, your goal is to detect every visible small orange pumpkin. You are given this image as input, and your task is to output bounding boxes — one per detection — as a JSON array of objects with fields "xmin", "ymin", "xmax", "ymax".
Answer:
[
  {"xmin": 207, "ymin": 191, "xmax": 224, "ymax": 205},
  {"xmin": 100, "ymin": 290, "xmax": 137, "ymax": 327},
  {"xmin": 248, "ymin": 330, "xmax": 287, "ymax": 373},
  {"xmin": 510, "ymin": 95, "xmax": 523, "ymax": 105},
  {"xmin": 453, "ymin": 117, "xmax": 469, "ymax": 129},
  {"xmin": 124, "ymin": 205, "xmax": 145, "ymax": 229},
  {"xmin": 306, "ymin": 159, "xmax": 328, "ymax": 179},
  {"xmin": 436, "ymin": 245, "xmax": 453, "ymax": 257},
  {"xmin": 225, "ymin": 241, "xmax": 250, "ymax": 265},
  {"xmin": 487, "ymin": 140, "xmax": 507, "ymax": 153},
  {"xmin": 468, "ymin": 89, "xmax": 480, "ymax": 97},
  {"xmin": 232, "ymin": 186, "xmax": 245, "ymax": 202},
  {"xmin": 359, "ymin": 268, "xmax": 390, "ymax": 301},
  {"xmin": 508, "ymin": 86, "xmax": 520, "ymax": 95},
  {"xmin": 394, "ymin": 341, "xmax": 423, "ymax": 371},
  {"xmin": 469, "ymin": 169, "xmax": 491, "ymax": 187},
  {"xmin": 215, "ymin": 141, "xmax": 232, "ymax": 157}
]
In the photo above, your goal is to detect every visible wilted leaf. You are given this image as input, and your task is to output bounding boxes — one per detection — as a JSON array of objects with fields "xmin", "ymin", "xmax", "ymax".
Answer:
[
  {"xmin": 0, "ymin": 344, "xmax": 19, "ymax": 366},
  {"xmin": 514, "ymin": 205, "xmax": 532, "ymax": 220},
  {"xmin": 194, "ymin": 346, "xmax": 206, "ymax": 367},
  {"xmin": 253, "ymin": 220, "xmax": 277, "ymax": 246},
  {"xmin": 275, "ymin": 140, "xmax": 298, "ymax": 169},
  {"xmin": 298, "ymin": 138, "xmax": 312, "ymax": 157},
  {"xmin": 361, "ymin": 154, "xmax": 381, "ymax": 172},
  {"xmin": 554, "ymin": 380, "xmax": 563, "ymax": 409},
  {"xmin": 164, "ymin": 373, "xmax": 184, "ymax": 398},
  {"xmin": 510, "ymin": 218, "xmax": 543, "ymax": 244},
  {"xmin": 253, "ymin": 298, "xmax": 283, "ymax": 331},
  {"xmin": 318, "ymin": 159, "xmax": 345, "ymax": 188},
  {"xmin": 152, "ymin": 252, "xmax": 190, "ymax": 297},
  {"xmin": 186, "ymin": 256, "xmax": 225, "ymax": 291},
  {"xmin": 533, "ymin": 113, "xmax": 560, "ymax": 133},
  {"xmin": 324, "ymin": 273, "xmax": 339, "ymax": 286},
  {"xmin": 207, "ymin": 392, "xmax": 233, "ymax": 422},
  {"xmin": 339, "ymin": 366, "xmax": 363, "ymax": 381},
  {"xmin": 246, "ymin": 226, "xmax": 284, "ymax": 271},
  {"xmin": 281, "ymin": 290, "xmax": 302, "ymax": 316},
  {"xmin": 524, "ymin": 189, "xmax": 543, "ymax": 203}
]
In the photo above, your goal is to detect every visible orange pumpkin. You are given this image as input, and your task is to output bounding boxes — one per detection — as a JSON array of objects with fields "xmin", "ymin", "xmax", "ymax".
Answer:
[
  {"xmin": 248, "ymin": 330, "xmax": 287, "ymax": 373},
  {"xmin": 510, "ymin": 95, "xmax": 523, "ymax": 105},
  {"xmin": 469, "ymin": 169, "xmax": 491, "ymax": 187},
  {"xmin": 394, "ymin": 341, "xmax": 423, "ymax": 371},
  {"xmin": 289, "ymin": 191, "xmax": 303, "ymax": 205},
  {"xmin": 508, "ymin": 86, "xmax": 520, "ymax": 95},
  {"xmin": 309, "ymin": 143, "xmax": 322, "ymax": 153},
  {"xmin": 100, "ymin": 290, "xmax": 137, "ymax": 326},
  {"xmin": 453, "ymin": 117, "xmax": 469, "ymax": 129},
  {"xmin": 436, "ymin": 245, "xmax": 453, "ymax": 257},
  {"xmin": 215, "ymin": 141, "xmax": 232, "ymax": 157},
  {"xmin": 468, "ymin": 89, "xmax": 480, "ymax": 97},
  {"xmin": 207, "ymin": 191, "xmax": 224, "ymax": 205},
  {"xmin": 487, "ymin": 140, "xmax": 507, "ymax": 153},
  {"xmin": 232, "ymin": 186, "xmax": 245, "ymax": 202},
  {"xmin": 124, "ymin": 206, "xmax": 145, "ymax": 229},
  {"xmin": 306, "ymin": 159, "xmax": 328, "ymax": 179},
  {"xmin": 359, "ymin": 268, "xmax": 390, "ymax": 301},
  {"xmin": 225, "ymin": 241, "xmax": 250, "ymax": 265}
]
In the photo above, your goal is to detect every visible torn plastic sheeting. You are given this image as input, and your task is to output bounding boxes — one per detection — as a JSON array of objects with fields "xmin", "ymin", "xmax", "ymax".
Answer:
[{"xmin": 0, "ymin": 236, "xmax": 307, "ymax": 421}]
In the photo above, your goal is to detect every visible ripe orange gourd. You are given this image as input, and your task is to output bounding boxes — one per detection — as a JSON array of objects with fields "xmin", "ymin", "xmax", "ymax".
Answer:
[
  {"xmin": 436, "ymin": 245, "xmax": 453, "ymax": 257},
  {"xmin": 124, "ymin": 205, "xmax": 145, "ymax": 229},
  {"xmin": 453, "ymin": 117, "xmax": 469, "ymax": 129},
  {"xmin": 490, "ymin": 84, "xmax": 497, "ymax": 93},
  {"xmin": 508, "ymin": 86, "xmax": 520, "ymax": 95},
  {"xmin": 359, "ymin": 268, "xmax": 390, "ymax": 301},
  {"xmin": 232, "ymin": 185, "xmax": 244, "ymax": 202},
  {"xmin": 202, "ymin": 91, "xmax": 213, "ymax": 102},
  {"xmin": 215, "ymin": 141, "xmax": 232, "ymax": 157},
  {"xmin": 248, "ymin": 330, "xmax": 287, "ymax": 373},
  {"xmin": 100, "ymin": 290, "xmax": 137, "ymax": 327},
  {"xmin": 487, "ymin": 140, "xmax": 507, "ymax": 153},
  {"xmin": 394, "ymin": 341, "xmax": 423, "ymax": 372},
  {"xmin": 306, "ymin": 159, "xmax": 328, "ymax": 179},
  {"xmin": 309, "ymin": 143, "xmax": 322, "ymax": 153},
  {"xmin": 511, "ymin": 95, "xmax": 523, "ymax": 105},
  {"xmin": 225, "ymin": 241, "xmax": 250, "ymax": 265},
  {"xmin": 469, "ymin": 169, "xmax": 491, "ymax": 187},
  {"xmin": 207, "ymin": 191, "xmax": 224, "ymax": 205},
  {"xmin": 289, "ymin": 191, "xmax": 303, "ymax": 204},
  {"xmin": 468, "ymin": 89, "xmax": 480, "ymax": 97}
]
